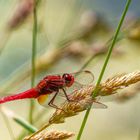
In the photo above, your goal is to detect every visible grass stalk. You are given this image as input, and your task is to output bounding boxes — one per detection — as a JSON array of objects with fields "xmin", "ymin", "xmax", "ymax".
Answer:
[
  {"xmin": 78, "ymin": 30, "xmax": 125, "ymax": 73},
  {"xmin": 76, "ymin": 0, "xmax": 132, "ymax": 139},
  {"xmin": 14, "ymin": 116, "xmax": 38, "ymax": 133},
  {"xmin": 29, "ymin": 0, "xmax": 38, "ymax": 124},
  {"xmin": 1, "ymin": 107, "xmax": 37, "ymax": 134}
]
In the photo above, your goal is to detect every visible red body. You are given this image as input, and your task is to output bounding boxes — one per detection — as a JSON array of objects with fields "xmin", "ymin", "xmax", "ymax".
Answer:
[
  {"xmin": 0, "ymin": 88, "xmax": 39, "ymax": 104},
  {"xmin": 37, "ymin": 75, "xmax": 65, "ymax": 94},
  {"xmin": 0, "ymin": 74, "xmax": 75, "ymax": 104}
]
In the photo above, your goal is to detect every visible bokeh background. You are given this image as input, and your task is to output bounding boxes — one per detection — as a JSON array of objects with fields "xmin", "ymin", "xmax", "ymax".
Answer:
[{"xmin": 0, "ymin": 0, "xmax": 140, "ymax": 140}]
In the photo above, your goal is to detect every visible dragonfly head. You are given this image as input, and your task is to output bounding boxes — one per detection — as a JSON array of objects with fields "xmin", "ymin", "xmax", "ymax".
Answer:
[{"xmin": 62, "ymin": 73, "xmax": 74, "ymax": 87}]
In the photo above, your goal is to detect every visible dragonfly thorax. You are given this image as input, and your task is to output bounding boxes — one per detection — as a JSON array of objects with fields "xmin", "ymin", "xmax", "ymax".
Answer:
[
  {"xmin": 36, "ymin": 74, "xmax": 74, "ymax": 95},
  {"xmin": 36, "ymin": 75, "xmax": 65, "ymax": 94}
]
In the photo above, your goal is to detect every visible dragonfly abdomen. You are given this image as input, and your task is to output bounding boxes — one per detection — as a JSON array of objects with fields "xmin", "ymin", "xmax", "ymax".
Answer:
[{"xmin": 0, "ymin": 88, "xmax": 39, "ymax": 104}]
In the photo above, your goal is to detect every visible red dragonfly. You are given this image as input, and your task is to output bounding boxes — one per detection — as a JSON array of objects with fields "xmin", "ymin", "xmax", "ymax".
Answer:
[{"xmin": 0, "ymin": 71, "xmax": 106, "ymax": 109}]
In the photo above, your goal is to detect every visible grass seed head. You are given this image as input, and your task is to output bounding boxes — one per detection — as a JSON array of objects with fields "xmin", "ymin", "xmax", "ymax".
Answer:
[
  {"xmin": 99, "ymin": 71, "xmax": 140, "ymax": 96},
  {"xmin": 24, "ymin": 130, "xmax": 74, "ymax": 140},
  {"xmin": 50, "ymin": 71, "xmax": 140, "ymax": 124},
  {"xmin": 8, "ymin": 0, "xmax": 34, "ymax": 30}
]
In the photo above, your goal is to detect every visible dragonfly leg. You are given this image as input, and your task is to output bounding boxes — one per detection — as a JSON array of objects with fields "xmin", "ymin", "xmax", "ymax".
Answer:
[
  {"xmin": 62, "ymin": 88, "xmax": 70, "ymax": 101},
  {"xmin": 62, "ymin": 88, "xmax": 77, "ymax": 102},
  {"xmin": 48, "ymin": 92, "xmax": 66, "ymax": 112},
  {"xmin": 62, "ymin": 88, "xmax": 90, "ymax": 108}
]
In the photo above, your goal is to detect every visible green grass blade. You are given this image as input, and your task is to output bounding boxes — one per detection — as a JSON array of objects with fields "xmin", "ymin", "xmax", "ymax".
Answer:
[
  {"xmin": 76, "ymin": 0, "xmax": 132, "ymax": 139},
  {"xmin": 1, "ymin": 107, "xmax": 37, "ymax": 134},
  {"xmin": 14, "ymin": 117, "xmax": 37, "ymax": 133}
]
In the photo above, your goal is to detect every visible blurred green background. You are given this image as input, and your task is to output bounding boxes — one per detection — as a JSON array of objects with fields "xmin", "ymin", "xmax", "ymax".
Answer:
[{"xmin": 0, "ymin": 0, "xmax": 140, "ymax": 140}]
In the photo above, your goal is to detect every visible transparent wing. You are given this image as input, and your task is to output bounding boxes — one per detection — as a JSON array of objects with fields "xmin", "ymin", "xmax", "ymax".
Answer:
[
  {"xmin": 97, "ymin": 94, "xmax": 122, "ymax": 103},
  {"xmin": 89, "ymin": 101, "xmax": 107, "ymax": 109},
  {"xmin": 44, "ymin": 70, "xmax": 94, "ymax": 87},
  {"xmin": 62, "ymin": 70, "xmax": 94, "ymax": 94},
  {"xmin": 61, "ymin": 82, "xmax": 83, "ymax": 95},
  {"xmin": 38, "ymin": 94, "xmax": 107, "ymax": 109},
  {"xmin": 72, "ymin": 70, "xmax": 94, "ymax": 85},
  {"xmin": 37, "ymin": 91, "xmax": 67, "ymax": 108}
]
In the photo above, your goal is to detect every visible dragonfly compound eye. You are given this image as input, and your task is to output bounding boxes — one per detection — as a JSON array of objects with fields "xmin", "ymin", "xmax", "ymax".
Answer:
[{"xmin": 62, "ymin": 73, "xmax": 74, "ymax": 87}]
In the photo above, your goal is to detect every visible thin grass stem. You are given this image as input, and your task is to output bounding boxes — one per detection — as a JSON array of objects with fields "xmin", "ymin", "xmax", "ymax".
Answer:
[
  {"xmin": 14, "ymin": 116, "xmax": 38, "ymax": 133},
  {"xmin": 29, "ymin": 0, "xmax": 38, "ymax": 124},
  {"xmin": 78, "ymin": 30, "xmax": 125, "ymax": 73},
  {"xmin": 76, "ymin": 0, "xmax": 132, "ymax": 139}
]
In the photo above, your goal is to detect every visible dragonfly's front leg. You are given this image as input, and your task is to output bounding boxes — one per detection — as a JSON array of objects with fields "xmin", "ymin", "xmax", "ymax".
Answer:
[
  {"xmin": 62, "ymin": 88, "xmax": 85, "ymax": 109},
  {"xmin": 62, "ymin": 88, "xmax": 71, "ymax": 101},
  {"xmin": 48, "ymin": 91, "xmax": 66, "ymax": 112},
  {"xmin": 62, "ymin": 88, "xmax": 78, "ymax": 102}
]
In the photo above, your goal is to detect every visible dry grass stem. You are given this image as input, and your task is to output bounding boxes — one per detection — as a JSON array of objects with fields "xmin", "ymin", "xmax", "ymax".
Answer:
[
  {"xmin": 49, "ymin": 85, "xmax": 94, "ymax": 124},
  {"xmin": 99, "ymin": 71, "xmax": 140, "ymax": 96},
  {"xmin": 0, "ymin": 0, "xmax": 34, "ymax": 53},
  {"xmin": 7, "ymin": 0, "xmax": 34, "ymax": 30},
  {"xmin": 24, "ymin": 130, "xmax": 74, "ymax": 140},
  {"xmin": 28, "ymin": 71, "xmax": 140, "ymax": 139}
]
